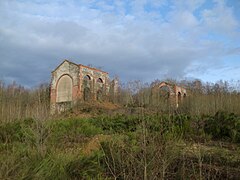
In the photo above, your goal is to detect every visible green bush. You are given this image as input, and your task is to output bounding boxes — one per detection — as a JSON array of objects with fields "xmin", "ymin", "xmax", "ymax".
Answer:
[
  {"xmin": 142, "ymin": 114, "xmax": 192, "ymax": 138},
  {"xmin": 29, "ymin": 153, "xmax": 70, "ymax": 179},
  {"xmin": 66, "ymin": 152, "xmax": 104, "ymax": 179},
  {"xmin": 173, "ymin": 114, "xmax": 192, "ymax": 137},
  {"xmin": 0, "ymin": 121, "xmax": 23, "ymax": 143},
  {"xmin": 91, "ymin": 114, "xmax": 140, "ymax": 133},
  {"xmin": 48, "ymin": 118, "xmax": 103, "ymax": 143},
  {"xmin": 0, "ymin": 118, "xmax": 36, "ymax": 143},
  {"xmin": 204, "ymin": 111, "xmax": 240, "ymax": 142},
  {"xmin": 91, "ymin": 114, "xmax": 192, "ymax": 138}
]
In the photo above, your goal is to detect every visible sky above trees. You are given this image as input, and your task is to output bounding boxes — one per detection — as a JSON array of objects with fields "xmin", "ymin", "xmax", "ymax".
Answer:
[{"xmin": 0, "ymin": 0, "xmax": 240, "ymax": 86}]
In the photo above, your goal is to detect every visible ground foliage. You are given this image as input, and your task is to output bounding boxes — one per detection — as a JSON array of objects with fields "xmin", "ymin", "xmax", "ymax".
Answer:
[
  {"xmin": 0, "ymin": 80, "xmax": 240, "ymax": 179},
  {"xmin": 0, "ymin": 111, "xmax": 240, "ymax": 179}
]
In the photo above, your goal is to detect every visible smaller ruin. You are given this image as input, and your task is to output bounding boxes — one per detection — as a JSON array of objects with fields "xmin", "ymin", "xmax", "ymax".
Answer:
[
  {"xmin": 151, "ymin": 81, "xmax": 187, "ymax": 108},
  {"xmin": 50, "ymin": 60, "xmax": 118, "ymax": 113}
]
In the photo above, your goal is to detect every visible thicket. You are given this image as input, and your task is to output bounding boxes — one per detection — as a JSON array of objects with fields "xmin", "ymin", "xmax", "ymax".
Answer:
[
  {"xmin": 0, "ymin": 79, "xmax": 240, "ymax": 179},
  {"xmin": 204, "ymin": 111, "xmax": 240, "ymax": 142},
  {"xmin": 117, "ymin": 79, "xmax": 240, "ymax": 115},
  {"xmin": 1, "ymin": 79, "xmax": 240, "ymax": 123},
  {"xmin": 0, "ymin": 81, "xmax": 50, "ymax": 123},
  {"xmin": 1, "ymin": 114, "xmax": 239, "ymax": 179}
]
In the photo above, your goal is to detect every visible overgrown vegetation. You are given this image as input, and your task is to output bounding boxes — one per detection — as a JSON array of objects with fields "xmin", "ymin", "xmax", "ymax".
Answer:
[{"xmin": 0, "ymin": 79, "xmax": 240, "ymax": 179}]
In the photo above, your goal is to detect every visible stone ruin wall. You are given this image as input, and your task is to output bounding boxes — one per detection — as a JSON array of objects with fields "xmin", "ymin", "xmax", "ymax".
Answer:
[
  {"xmin": 50, "ymin": 60, "xmax": 117, "ymax": 114},
  {"xmin": 50, "ymin": 61, "xmax": 79, "ymax": 113},
  {"xmin": 50, "ymin": 60, "xmax": 187, "ymax": 113},
  {"xmin": 151, "ymin": 82, "xmax": 187, "ymax": 108},
  {"xmin": 79, "ymin": 64, "xmax": 110, "ymax": 101}
]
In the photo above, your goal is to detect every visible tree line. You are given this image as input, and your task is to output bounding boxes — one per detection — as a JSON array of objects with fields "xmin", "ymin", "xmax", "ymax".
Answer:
[
  {"xmin": 1, "ymin": 79, "xmax": 240, "ymax": 123},
  {"xmin": 0, "ymin": 81, "xmax": 50, "ymax": 123}
]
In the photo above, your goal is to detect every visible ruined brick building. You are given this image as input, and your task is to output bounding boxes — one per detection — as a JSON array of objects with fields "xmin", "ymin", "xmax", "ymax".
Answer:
[
  {"xmin": 50, "ymin": 60, "xmax": 118, "ymax": 113},
  {"xmin": 151, "ymin": 81, "xmax": 187, "ymax": 108}
]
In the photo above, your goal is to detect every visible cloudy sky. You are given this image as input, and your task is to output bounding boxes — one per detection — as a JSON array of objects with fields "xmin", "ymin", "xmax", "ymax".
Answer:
[{"xmin": 0, "ymin": 0, "xmax": 240, "ymax": 87}]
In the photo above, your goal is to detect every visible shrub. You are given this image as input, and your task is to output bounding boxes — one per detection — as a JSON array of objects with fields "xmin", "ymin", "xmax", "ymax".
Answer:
[
  {"xmin": 0, "ymin": 121, "xmax": 22, "ymax": 143},
  {"xmin": 204, "ymin": 111, "xmax": 240, "ymax": 142},
  {"xmin": 65, "ymin": 152, "xmax": 104, "ymax": 179},
  {"xmin": 91, "ymin": 115, "xmax": 140, "ymax": 133},
  {"xmin": 0, "ymin": 118, "xmax": 36, "ymax": 143},
  {"xmin": 48, "ymin": 118, "xmax": 103, "ymax": 144}
]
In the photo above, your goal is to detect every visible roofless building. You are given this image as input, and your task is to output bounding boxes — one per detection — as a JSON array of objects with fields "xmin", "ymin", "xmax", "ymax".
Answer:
[{"xmin": 50, "ymin": 60, "xmax": 118, "ymax": 113}]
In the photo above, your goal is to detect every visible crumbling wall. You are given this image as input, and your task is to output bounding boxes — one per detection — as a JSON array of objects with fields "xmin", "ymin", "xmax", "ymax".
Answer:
[
  {"xmin": 50, "ymin": 60, "xmax": 79, "ymax": 113},
  {"xmin": 79, "ymin": 65, "xmax": 109, "ymax": 101},
  {"xmin": 109, "ymin": 78, "xmax": 119, "ymax": 103},
  {"xmin": 50, "ymin": 60, "xmax": 117, "ymax": 114},
  {"xmin": 151, "ymin": 82, "xmax": 187, "ymax": 108}
]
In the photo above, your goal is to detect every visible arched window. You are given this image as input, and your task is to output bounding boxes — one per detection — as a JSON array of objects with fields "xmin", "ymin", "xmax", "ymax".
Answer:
[
  {"xmin": 178, "ymin": 92, "xmax": 181, "ymax": 102},
  {"xmin": 84, "ymin": 75, "xmax": 91, "ymax": 81},
  {"xmin": 56, "ymin": 75, "xmax": 72, "ymax": 102},
  {"xmin": 159, "ymin": 85, "xmax": 170, "ymax": 99},
  {"xmin": 83, "ymin": 75, "xmax": 91, "ymax": 88},
  {"xmin": 97, "ymin": 78, "xmax": 103, "ymax": 83},
  {"xmin": 96, "ymin": 78, "xmax": 104, "ymax": 92}
]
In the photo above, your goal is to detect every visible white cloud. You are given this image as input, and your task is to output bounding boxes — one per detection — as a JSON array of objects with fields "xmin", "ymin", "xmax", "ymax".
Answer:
[
  {"xmin": 172, "ymin": 0, "xmax": 206, "ymax": 11},
  {"xmin": 0, "ymin": 0, "xmax": 239, "ymax": 86},
  {"xmin": 201, "ymin": 0, "xmax": 239, "ymax": 36}
]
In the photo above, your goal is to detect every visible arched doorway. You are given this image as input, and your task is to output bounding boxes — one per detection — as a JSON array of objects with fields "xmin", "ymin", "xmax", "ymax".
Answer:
[
  {"xmin": 158, "ymin": 85, "xmax": 171, "ymax": 108},
  {"xmin": 83, "ymin": 75, "xmax": 92, "ymax": 101},
  {"xmin": 96, "ymin": 78, "xmax": 104, "ymax": 101},
  {"xmin": 159, "ymin": 86, "xmax": 170, "ymax": 99},
  {"xmin": 97, "ymin": 90, "xmax": 103, "ymax": 101},
  {"xmin": 56, "ymin": 75, "xmax": 73, "ymax": 103},
  {"xmin": 177, "ymin": 92, "xmax": 182, "ymax": 107},
  {"xmin": 84, "ymin": 87, "xmax": 91, "ymax": 101}
]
